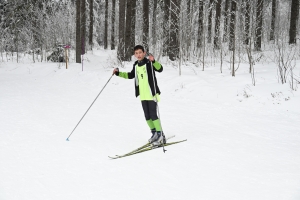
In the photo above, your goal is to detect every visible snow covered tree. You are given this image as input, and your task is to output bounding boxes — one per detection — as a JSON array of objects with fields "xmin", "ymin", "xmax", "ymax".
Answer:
[
  {"xmin": 2, "ymin": 0, "xmax": 47, "ymax": 62},
  {"xmin": 0, "ymin": 0, "xmax": 299, "ymax": 84}
]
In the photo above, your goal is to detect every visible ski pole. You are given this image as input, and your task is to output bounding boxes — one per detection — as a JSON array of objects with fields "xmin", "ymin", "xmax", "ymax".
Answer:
[
  {"xmin": 149, "ymin": 53, "xmax": 166, "ymax": 153},
  {"xmin": 66, "ymin": 74, "xmax": 113, "ymax": 141}
]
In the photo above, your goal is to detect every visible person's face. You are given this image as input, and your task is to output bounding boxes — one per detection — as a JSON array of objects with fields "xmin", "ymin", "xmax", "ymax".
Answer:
[{"xmin": 134, "ymin": 49, "xmax": 146, "ymax": 61}]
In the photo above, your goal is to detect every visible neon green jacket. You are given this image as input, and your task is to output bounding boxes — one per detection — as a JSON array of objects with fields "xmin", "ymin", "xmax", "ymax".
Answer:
[{"xmin": 115, "ymin": 57, "xmax": 163, "ymax": 98}]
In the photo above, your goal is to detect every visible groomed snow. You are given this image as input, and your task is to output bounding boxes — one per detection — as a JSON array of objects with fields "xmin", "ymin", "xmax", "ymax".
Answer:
[{"xmin": 0, "ymin": 49, "xmax": 300, "ymax": 200}]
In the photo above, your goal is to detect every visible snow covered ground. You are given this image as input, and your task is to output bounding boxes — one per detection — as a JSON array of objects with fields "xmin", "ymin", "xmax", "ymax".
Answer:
[{"xmin": 1, "ymin": 49, "xmax": 300, "ymax": 200}]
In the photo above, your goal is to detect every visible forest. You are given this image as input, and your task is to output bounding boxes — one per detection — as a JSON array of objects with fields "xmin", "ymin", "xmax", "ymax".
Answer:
[
  {"xmin": 1, "ymin": 2, "xmax": 300, "ymax": 198},
  {"xmin": 0, "ymin": 0, "xmax": 299, "ymax": 89}
]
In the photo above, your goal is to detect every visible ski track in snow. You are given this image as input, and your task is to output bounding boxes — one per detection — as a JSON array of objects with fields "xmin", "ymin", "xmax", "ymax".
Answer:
[{"xmin": 0, "ymin": 50, "xmax": 300, "ymax": 200}]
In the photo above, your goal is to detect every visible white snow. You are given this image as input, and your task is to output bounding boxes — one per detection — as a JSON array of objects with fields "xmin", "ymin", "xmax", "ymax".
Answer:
[{"xmin": 1, "ymin": 50, "xmax": 300, "ymax": 200}]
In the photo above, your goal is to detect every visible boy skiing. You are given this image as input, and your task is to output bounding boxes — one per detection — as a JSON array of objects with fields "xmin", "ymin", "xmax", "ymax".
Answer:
[{"xmin": 113, "ymin": 45, "xmax": 165, "ymax": 145}]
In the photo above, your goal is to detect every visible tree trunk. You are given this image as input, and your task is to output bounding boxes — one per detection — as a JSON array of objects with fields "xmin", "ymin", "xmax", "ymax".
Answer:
[
  {"xmin": 214, "ymin": 0, "xmax": 222, "ymax": 49},
  {"xmin": 125, "ymin": 0, "xmax": 132, "ymax": 61},
  {"xmin": 208, "ymin": 0, "xmax": 214, "ymax": 43},
  {"xmin": 186, "ymin": 0, "xmax": 193, "ymax": 59},
  {"xmin": 230, "ymin": 1, "xmax": 237, "ymax": 76},
  {"xmin": 76, "ymin": 0, "xmax": 81, "ymax": 63},
  {"xmin": 244, "ymin": 0, "xmax": 250, "ymax": 45},
  {"xmin": 130, "ymin": 0, "xmax": 136, "ymax": 51},
  {"xmin": 197, "ymin": 0, "xmax": 203, "ymax": 48},
  {"xmin": 80, "ymin": 0, "xmax": 86, "ymax": 55},
  {"xmin": 163, "ymin": 0, "xmax": 170, "ymax": 56},
  {"xmin": 187, "ymin": 0, "xmax": 191, "ymax": 15},
  {"xmin": 118, "ymin": 0, "xmax": 126, "ymax": 61},
  {"xmin": 255, "ymin": 0, "xmax": 263, "ymax": 51},
  {"xmin": 186, "ymin": 0, "xmax": 191, "ymax": 52},
  {"xmin": 125, "ymin": 0, "xmax": 135, "ymax": 61},
  {"xmin": 289, "ymin": 0, "xmax": 299, "ymax": 44},
  {"xmin": 169, "ymin": 0, "xmax": 179, "ymax": 61},
  {"xmin": 223, "ymin": 0, "xmax": 231, "ymax": 42},
  {"xmin": 89, "ymin": 0, "xmax": 94, "ymax": 50},
  {"xmin": 143, "ymin": 0, "xmax": 149, "ymax": 51},
  {"xmin": 270, "ymin": 0, "xmax": 276, "ymax": 41},
  {"xmin": 152, "ymin": 0, "xmax": 158, "ymax": 48},
  {"xmin": 104, "ymin": 0, "xmax": 108, "ymax": 49},
  {"xmin": 229, "ymin": 0, "xmax": 236, "ymax": 51},
  {"xmin": 111, "ymin": 0, "xmax": 115, "ymax": 50}
]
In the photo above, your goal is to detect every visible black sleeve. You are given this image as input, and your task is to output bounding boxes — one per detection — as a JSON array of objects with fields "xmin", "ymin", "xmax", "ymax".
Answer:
[{"xmin": 127, "ymin": 64, "xmax": 136, "ymax": 79}]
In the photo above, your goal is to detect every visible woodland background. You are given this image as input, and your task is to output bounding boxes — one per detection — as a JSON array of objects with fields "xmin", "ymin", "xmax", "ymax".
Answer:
[{"xmin": 0, "ymin": 0, "xmax": 300, "ymax": 89}]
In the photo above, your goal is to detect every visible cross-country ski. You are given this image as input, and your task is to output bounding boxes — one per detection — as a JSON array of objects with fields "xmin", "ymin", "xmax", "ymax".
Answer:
[{"xmin": 109, "ymin": 139, "xmax": 187, "ymax": 159}]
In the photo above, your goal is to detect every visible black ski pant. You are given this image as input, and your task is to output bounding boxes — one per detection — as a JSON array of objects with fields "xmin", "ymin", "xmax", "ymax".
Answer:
[{"xmin": 141, "ymin": 100, "xmax": 158, "ymax": 121}]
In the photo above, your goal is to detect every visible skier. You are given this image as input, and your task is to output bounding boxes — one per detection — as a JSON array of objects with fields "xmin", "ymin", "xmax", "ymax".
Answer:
[{"xmin": 113, "ymin": 45, "xmax": 165, "ymax": 145}]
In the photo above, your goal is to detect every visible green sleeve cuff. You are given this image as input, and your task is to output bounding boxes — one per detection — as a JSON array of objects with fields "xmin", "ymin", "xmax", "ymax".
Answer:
[
  {"xmin": 153, "ymin": 61, "xmax": 162, "ymax": 70},
  {"xmin": 118, "ymin": 72, "xmax": 129, "ymax": 79}
]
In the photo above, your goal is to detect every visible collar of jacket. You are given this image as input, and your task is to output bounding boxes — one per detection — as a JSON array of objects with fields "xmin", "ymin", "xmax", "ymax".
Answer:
[{"xmin": 137, "ymin": 58, "xmax": 148, "ymax": 66}]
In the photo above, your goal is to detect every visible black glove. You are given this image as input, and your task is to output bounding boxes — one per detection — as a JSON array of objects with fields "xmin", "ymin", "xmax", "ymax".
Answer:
[{"xmin": 113, "ymin": 68, "xmax": 119, "ymax": 75}]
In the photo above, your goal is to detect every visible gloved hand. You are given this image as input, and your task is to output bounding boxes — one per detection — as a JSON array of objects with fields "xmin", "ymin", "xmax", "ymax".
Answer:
[{"xmin": 112, "ymin": 68, "xmax": 119, "ymax": 75}]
